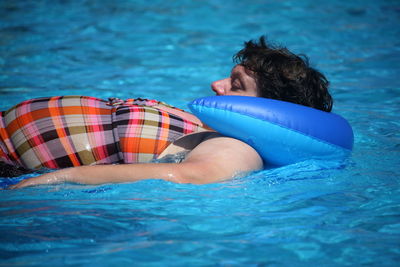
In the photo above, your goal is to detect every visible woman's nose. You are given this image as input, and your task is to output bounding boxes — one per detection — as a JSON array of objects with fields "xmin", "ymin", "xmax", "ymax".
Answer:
[{"xmin": 211, "ymin": 78, "xmax": 231, "ymax": 95}]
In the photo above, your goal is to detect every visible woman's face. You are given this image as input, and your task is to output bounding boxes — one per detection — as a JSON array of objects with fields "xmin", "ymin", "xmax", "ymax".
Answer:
[{"xmin": 211, "ymin": 65, "xmax": 259, "ymax": 97}]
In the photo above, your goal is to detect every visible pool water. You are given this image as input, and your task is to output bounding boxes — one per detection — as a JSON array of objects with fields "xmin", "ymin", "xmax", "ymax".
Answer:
[{"xmin": 1, "ymin": 0, "xmax": 399, "ymax": 265}]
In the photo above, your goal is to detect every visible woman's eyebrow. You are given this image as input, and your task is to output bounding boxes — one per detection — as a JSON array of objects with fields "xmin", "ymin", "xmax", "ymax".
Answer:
[{"xmin": 231, "ymin": 68, "xmax": 245, "ymax": 80}]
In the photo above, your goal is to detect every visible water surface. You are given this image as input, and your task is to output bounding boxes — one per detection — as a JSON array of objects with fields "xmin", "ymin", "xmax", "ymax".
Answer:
[{"xmin": 1, "ymin": 0, "xmax": 399, "ymax": 266}]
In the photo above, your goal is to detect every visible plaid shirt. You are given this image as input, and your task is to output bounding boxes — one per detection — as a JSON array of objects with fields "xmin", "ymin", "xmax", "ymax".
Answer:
[{"xmin": 0, "ymin": 96, "xmax": 208, "ymax": 169}]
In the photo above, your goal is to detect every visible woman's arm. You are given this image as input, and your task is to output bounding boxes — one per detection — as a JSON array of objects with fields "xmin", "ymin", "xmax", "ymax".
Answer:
[
  {"xmin": 10, "ymin": 137, "xmax": 263, "ymax": 189},
  {"xmin": 9, "ymin": 163, "xmax": 189, "ymax": 189}
]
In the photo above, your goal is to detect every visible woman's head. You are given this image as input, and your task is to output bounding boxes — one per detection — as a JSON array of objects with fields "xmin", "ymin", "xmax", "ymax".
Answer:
[
  {"xmin": 234, "ymin": 36, "xmax": 333, "ymax": 112},
  {"xmin": 211, "ymin": 36, "xmax": 333, "ymax": 112}
]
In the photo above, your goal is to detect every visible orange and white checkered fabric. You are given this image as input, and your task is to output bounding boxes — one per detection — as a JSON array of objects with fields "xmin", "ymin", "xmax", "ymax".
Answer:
[{"xmin": 0, "ymin": 96, "xmax": 208, "ymax": 169}]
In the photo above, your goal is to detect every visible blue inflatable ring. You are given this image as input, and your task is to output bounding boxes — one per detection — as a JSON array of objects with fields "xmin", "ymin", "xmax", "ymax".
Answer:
[{"xmin": 188, "ymin": 96, "xmax": 353, "ymax": 166}]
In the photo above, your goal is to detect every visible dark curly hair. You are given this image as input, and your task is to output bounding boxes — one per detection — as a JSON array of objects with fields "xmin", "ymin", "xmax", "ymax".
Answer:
[{"xmin": 234, "ymin": 36, "xmax": 333, "ymax": 112}]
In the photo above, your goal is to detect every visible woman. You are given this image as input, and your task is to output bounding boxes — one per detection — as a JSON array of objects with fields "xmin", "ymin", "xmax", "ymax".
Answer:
[{"xmin": 3, "ymin": 36, "xmax": 332, "ymax": 188}]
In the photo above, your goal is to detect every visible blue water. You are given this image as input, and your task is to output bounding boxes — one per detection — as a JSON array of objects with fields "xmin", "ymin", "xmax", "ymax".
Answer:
[{"xmin": 1, "ymin": 0, "xmax": 399, "ymax": 265}]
